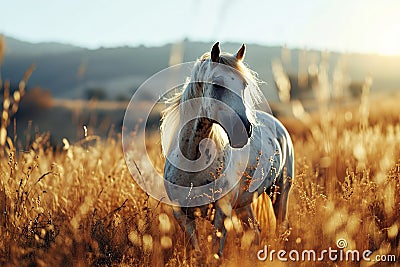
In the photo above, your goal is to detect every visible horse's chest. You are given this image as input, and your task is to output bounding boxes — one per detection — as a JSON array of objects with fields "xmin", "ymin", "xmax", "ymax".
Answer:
[
  {"xmin": 164, "ymin": 151, "xmax": 240, "ymax": 206},
  {"xmin": 164, "ymin": 153, "xmax": 226, "ymax": 187}
]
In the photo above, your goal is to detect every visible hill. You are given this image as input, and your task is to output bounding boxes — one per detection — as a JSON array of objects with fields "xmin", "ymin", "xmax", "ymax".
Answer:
[{"xmin": 1, "ymin": 35, "xmax": 399, "ymax": 101}]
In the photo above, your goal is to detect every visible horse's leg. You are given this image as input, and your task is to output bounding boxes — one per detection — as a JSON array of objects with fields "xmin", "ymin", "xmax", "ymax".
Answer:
[
  {"xmin": 273, "ymin": 130, "xmax": 294, "ymax": 237},
  {"xmin": 172, "ymin": 207, "xmax": 200, "ymax": 252},
  {"xmin": 235, "ymin": 205, "xmax": 260, "ymax": 245},
  {"xmin": 273, "ymin": 164, "xmax": 293, "ymax": 236},
  {"xmin": 272, "ymin": 170, "xmax": 292, "ymax": 235},
  {"xmin": 213, "ymin": 198, "xmax": 232, "ymax": 257}
]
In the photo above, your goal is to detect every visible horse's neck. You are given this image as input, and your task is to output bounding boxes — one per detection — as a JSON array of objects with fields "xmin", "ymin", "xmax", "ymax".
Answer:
[{"xmin": 178, "ymin": 117, "xmax": 213, "ymax": 161}]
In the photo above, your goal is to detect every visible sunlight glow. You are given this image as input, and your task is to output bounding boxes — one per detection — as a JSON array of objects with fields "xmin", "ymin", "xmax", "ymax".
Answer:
[
  {"xmin": 376, "ymin": 25, "xmax": 400, "ymax": 56},
  {"xmin": 1, "ymin": 0, "xmax": 400, "ymax": 55},
  {"xmin": 342, "ymin": 1, "xmax": 400, "ymax": 56}
]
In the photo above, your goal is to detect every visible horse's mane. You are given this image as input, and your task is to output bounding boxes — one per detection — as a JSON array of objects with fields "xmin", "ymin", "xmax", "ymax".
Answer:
[{"xmin": 160, "ymin": 51, "xmax": 263, "ymax": 156}]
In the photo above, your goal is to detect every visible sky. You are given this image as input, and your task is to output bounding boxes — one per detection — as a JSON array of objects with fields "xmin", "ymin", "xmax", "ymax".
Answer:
[{"xmin": 1, "ymin": 0, "xmax": 400, "ymax": 55}]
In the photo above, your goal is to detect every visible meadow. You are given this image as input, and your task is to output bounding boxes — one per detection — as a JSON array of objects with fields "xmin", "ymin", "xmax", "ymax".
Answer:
[{"xmin": 0, "ymin": 48, "xmax": 399, "ymax": 266}]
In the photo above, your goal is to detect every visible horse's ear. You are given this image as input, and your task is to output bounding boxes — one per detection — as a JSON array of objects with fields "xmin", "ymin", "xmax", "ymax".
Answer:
[
  {"xmin": 236, "ymin": 44, "xmax": 246, "ymax": 61},
  {"xmin": 211, "ymin": 42, "xmax": 220, "ymax": 62}
]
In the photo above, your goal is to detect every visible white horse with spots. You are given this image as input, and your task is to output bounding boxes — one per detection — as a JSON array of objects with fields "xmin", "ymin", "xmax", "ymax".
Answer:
[{"xmin": 161, "ymin": 42, "xmax": 294, "ymax": 256}]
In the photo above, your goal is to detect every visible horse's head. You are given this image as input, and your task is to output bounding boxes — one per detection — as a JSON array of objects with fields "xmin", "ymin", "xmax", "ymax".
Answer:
[{"xmin": 201, "ymin": 42, "xmax": 252, "ymax": 148}]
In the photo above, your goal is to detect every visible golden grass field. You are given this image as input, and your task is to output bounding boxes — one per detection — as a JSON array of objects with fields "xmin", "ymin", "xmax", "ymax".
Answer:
[
  {"xmin": 0, "ymin": 91, "xmax": 399, "ymax": 266},
  {"xmin": 0, "ymin": 39, "xmax": 399, "ymax": 265}
]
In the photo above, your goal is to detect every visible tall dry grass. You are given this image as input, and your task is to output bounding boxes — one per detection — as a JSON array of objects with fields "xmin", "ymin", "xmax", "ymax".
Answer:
[
  {"xmin": 0, "ymin": 42, "xmax": 399, "ymax": 266},
  {"xmin": 0, "ymin": 36, "xmax": 35, "ymax": 149}
]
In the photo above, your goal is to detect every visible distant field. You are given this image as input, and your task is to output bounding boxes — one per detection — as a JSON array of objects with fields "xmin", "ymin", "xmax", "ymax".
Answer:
[{"xmin": 1, "ymin": 91, "xmax": 399, "ymax": 266}]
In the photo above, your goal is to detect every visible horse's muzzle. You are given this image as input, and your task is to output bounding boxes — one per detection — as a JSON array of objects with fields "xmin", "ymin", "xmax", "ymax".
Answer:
[{"xmin": 213, "ymin": 106, "xmax": 252, "ymax": 148}]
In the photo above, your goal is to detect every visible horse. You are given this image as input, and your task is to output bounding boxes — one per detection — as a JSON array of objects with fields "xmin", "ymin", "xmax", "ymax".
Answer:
[{"xmin": 160, "ymin": 42, "xmax": 294, "ymax": 256}]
